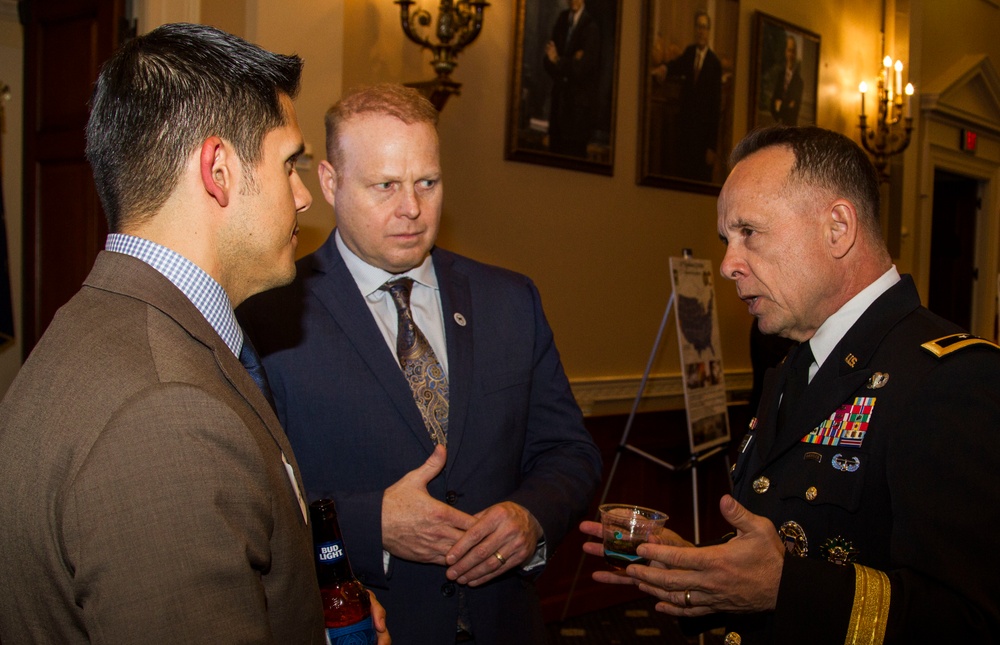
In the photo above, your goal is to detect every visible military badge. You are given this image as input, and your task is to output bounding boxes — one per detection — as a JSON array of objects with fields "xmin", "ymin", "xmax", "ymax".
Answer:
[
  {"xmin": 778, "ymin": 521, "xmax": 808, "ymax": 557},
  {"xmin": 819, "ymin": 537, "xmax": 859, "ymax": 565},
  {"xmin": 866, "ymin": 372, "xmax": 889, "ymax": 389},
  {"xmin": 801, "ymin": 397, "xmax": 875, "ymax": 447},
  {"xmin": 832, "ymin": 453, "xmax": 861, "ymax": 472}
]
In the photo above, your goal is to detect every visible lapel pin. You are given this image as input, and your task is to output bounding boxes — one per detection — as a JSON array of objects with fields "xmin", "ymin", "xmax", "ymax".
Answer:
[
  {"xmin": 453, "ymin": 313, "xmax": 467, "ymax": 326},
  {"xmin": 844, "ymin": 353, "xmax": 858, "ymax": 368},
  {"xmin": 866, "ymin": 372, "xmax": 889, "ymax": 389}
]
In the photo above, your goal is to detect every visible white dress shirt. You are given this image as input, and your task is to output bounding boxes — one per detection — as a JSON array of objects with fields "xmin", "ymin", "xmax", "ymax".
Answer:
[
  {"xmin": 804, "ymin": 266, "xmax": 901, "ymax": 382},
  {"xmin": 335, "ymin": 230, "xmax": 448, "ymax": 374}
]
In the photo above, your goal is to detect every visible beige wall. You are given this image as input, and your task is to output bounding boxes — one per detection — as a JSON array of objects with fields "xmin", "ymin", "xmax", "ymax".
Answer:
[
  {"xmin": 292, "ymin": 0, "xmax": 887, "ymax": 412},
  {"xmin": 3, "ymin": 0, "xmax": 1000, "ymax": 404}
]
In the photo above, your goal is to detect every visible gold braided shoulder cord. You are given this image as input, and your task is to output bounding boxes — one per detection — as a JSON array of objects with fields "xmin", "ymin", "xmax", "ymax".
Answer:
[{"xmin": 844, "ymin": 564, "xmax": 891, "ymax": 645}]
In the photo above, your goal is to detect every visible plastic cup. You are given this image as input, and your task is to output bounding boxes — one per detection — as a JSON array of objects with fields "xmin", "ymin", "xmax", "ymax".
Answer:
[{"xmin": 599, "ymin": 503, "xmax": 668, "ymax": 572}]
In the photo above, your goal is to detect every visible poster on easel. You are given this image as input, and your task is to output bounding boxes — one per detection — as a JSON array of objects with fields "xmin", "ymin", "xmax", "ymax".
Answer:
[{"xmin": 670, "ymin": 256, "xmax": 731, "ymax": 453}]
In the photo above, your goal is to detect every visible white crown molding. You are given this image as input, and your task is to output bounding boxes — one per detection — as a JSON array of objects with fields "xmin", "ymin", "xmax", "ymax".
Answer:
[{"xmin": 570, "ymin": 370, "xmax": 753, "ymax": 417}]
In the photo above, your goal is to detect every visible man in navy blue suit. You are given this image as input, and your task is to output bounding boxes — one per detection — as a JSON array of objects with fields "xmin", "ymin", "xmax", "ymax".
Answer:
[
  {"xmin": 238, "ymin": 83, "xmax": 602, "ymax": 644},
  {"xmin": 543, "ymin": 0, "xmax": 601, "ymax": 157},
  {"xmin": 652, "ymin": 9, "xmax": 723, "ymax": 182}
]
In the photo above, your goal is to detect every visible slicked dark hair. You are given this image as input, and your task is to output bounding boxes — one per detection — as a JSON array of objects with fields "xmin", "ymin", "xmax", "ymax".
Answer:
[
  {"xmin": 85, "ymin": 23, "xmax": 303, "ymax": 232},
  {"xmin": 730, "ymin": 126, "xmax": 882, "ymax": 243}
]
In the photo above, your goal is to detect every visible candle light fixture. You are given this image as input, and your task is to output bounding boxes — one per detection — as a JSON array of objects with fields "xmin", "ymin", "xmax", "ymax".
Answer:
[
  {"xmin": 857, "ymin": 3, "xmax": 915, "ymax": 184},
  {"xmin": 396, "ymin": 0, "xmax": 489, "ymax": 111}
]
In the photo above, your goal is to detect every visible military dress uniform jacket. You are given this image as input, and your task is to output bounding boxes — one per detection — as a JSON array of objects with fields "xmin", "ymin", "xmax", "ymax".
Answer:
[{"xmin": 724, "ymin": 275, "xmax": 1000, "ymax": 643}]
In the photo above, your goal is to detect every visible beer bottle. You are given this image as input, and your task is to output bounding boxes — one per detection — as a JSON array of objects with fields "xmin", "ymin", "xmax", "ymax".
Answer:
[{"xmin": 309, "ymin": 498, "xmax": 376, "ymax": 645}]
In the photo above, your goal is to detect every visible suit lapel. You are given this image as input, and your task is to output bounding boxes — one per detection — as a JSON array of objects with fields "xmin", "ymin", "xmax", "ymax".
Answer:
[
  {"xmin": 769, "ymin": 364, "xmax": 871, "ymax": 458},
  {"xmin": 757, "ymin": 276, "xmax": 922, "ymax": 463},
  {"xmin": 308, "ymin": 238, "xmax": 436, "ymax": 454},
  {"xmin": 434, "ymin": 251, "xmax": 473, "ymax": 470},
  {"xmin": 86, "ymin": 251, "xmax": 304, "ymax": 484},
  {"xmin": 754, "ymin": 360, "xmax": 788, "ymax": 457}
]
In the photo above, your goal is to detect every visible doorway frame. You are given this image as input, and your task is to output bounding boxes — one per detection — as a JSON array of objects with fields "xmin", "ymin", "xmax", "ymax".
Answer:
[{"xmin": 915, "ymin": 55, "xmax": 1000, "ymax": 339}]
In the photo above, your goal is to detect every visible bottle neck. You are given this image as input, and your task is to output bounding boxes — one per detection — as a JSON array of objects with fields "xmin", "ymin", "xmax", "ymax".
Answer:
[{"xmin": 315, "ymin": 537, "xmax": 357, "ymax": 585}]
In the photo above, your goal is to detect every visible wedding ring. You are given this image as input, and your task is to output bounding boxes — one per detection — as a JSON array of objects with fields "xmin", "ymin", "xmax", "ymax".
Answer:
[
  {"xmin": 494, "ymin": 551, "xmax": 506, "ymax": 565},
  {"xmin": 684, "ymin": 589, "xmax": 693, "ymax": 608}
]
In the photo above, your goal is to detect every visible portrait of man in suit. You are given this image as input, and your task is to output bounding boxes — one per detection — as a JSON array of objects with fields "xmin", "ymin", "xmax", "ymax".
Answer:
[
  {"xmin": 653, "ymin": 10, "xmax": 722, "ymax": 183},
  {"xmin": 0, "ymin": 23, "xmax": 393, "ymax": 644},
  {"xmin": 543, "ymin": 0, "xmax": 601, "ymax": 157},
  {"xmin": 770, "ymin": 35, "xmax": 804, "ymax": 125},
  {"xmin": 750, "ymin": 15, "xmax": 820, "ymax": 131},
  {"xmin": 238, "ymin": 83, "xmax": 602, "ymax": 645},
  {"xmin": 506, "ymin": 0, "xmax": 620, "ymax": 173}
]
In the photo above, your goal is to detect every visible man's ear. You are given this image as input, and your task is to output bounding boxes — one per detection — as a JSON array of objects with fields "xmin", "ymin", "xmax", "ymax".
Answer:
[
  {"xmin": 317, "ymin": 160, "xmax": 338, "ymax": 208},
  {"xmin": 828, "ymin": 199, "xmax": 858, "ymax": 259},
  {"xmin": 200, "ymin": 136, "xmax": 231, "ymax": 208}
]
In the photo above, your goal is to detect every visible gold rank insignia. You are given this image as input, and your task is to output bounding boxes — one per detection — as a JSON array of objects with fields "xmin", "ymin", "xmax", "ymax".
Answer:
[{"xmin": 921, "ymin": 333, "xmax": 1000, "ymax": 357}]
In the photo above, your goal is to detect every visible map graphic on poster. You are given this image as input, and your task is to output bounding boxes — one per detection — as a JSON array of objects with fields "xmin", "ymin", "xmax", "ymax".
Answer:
[{"xmin": 670, "ymin": 256, "xmax": 731, "ymax": 453}]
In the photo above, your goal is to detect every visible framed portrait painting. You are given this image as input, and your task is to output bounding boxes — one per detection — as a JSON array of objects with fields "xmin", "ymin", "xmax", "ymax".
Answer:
[
  {"xmin": 749, "ymin": 13, "xmax": 820, "ymax": 130},
  {"xmin": 505, "ymin": 0, "xmax": 622, "ymax": 175},
  {"xmin": 637, "ymin": 0, "xmax": 740, "ymax": 194}
]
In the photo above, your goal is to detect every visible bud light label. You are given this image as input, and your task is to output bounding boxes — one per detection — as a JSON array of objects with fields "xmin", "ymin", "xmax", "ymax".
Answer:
[
  {"xmin": 325, "ymin": 616, "xmax": 376, "ymax": 645},
  {"xmin": 317, "ymin": 540, "xmax": 345, "ymax": 564}
]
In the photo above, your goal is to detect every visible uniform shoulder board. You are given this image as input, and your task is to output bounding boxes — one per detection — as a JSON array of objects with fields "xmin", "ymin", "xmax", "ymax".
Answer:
[{"xmin": 921, "ymin": 333, "xmax": 1000, "ymax": 357}]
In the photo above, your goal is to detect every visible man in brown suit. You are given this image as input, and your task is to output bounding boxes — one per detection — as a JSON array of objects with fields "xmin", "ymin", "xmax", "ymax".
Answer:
[{"xmin": 0, "ymin": 24, "xmax": 387, "ymax": 644}]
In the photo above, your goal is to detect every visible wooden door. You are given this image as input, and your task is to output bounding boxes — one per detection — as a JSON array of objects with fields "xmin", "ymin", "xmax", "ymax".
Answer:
[{"xmin": 20, "ymin": 0, "xmax": 126, "ymax": 357}]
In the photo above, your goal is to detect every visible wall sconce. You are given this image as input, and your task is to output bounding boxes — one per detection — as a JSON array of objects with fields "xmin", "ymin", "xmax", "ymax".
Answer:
[
  {"xmin": 396, "ymin": 0, "xmax": 489, "ymax": 111},
  {"xmin": 858, "ymin": 55, "xmax": 914, "ymax": 182}
]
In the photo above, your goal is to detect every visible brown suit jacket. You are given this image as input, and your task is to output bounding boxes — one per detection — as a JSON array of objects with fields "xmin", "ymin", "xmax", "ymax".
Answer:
[{"xmin": 0, "ymin": 251, "xmax": 325, "ymax": 643}]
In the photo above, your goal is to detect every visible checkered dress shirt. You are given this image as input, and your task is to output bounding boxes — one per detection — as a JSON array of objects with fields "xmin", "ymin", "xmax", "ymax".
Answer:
[{"xmin": 105, "ymin": 234, "xmax": 242, "ymax": 357}]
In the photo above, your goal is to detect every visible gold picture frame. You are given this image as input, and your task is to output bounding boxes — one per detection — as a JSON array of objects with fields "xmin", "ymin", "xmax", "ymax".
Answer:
[{"xmin": 505, "ymin": 0, "xmax": 623, "ymax": 175}]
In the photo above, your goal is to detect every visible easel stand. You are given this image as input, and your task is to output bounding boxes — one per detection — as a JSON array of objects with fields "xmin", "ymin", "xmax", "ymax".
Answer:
[
  {"xmin": 561, "ymin": 288, "xmax": 731, "ymax": 621},
  {"xmin": 597, "ymin": 292, "xmax": 730, "ymax": 547}
]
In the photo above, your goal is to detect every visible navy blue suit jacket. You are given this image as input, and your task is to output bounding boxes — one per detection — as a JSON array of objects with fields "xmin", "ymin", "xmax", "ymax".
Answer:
[{"xmin": 238, "ymin": 234, "xmax": 602, "ymax": 644}]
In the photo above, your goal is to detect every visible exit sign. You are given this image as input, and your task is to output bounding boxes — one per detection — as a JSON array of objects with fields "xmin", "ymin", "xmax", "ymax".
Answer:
[{"xmin": 961, "ymin": 129, "xmax": 978, "ymax": 153}]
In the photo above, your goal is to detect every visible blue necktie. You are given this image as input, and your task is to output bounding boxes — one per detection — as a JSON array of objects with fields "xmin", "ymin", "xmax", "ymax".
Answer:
[{"xmin": 239, "ymin": 335, "xmax": 276, "ymax": 411}]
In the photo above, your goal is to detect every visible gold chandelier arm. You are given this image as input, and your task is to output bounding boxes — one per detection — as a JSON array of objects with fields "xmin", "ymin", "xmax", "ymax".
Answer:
[{"xmin": 396, "ymin": 1, "xmax": 436, "ymax": 50}]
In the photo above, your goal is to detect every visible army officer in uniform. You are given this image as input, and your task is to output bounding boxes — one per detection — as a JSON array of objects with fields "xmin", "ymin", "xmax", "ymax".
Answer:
[{"xmin": 581, "ymin": 126, "xmax": 1000, "ymax": 643}]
